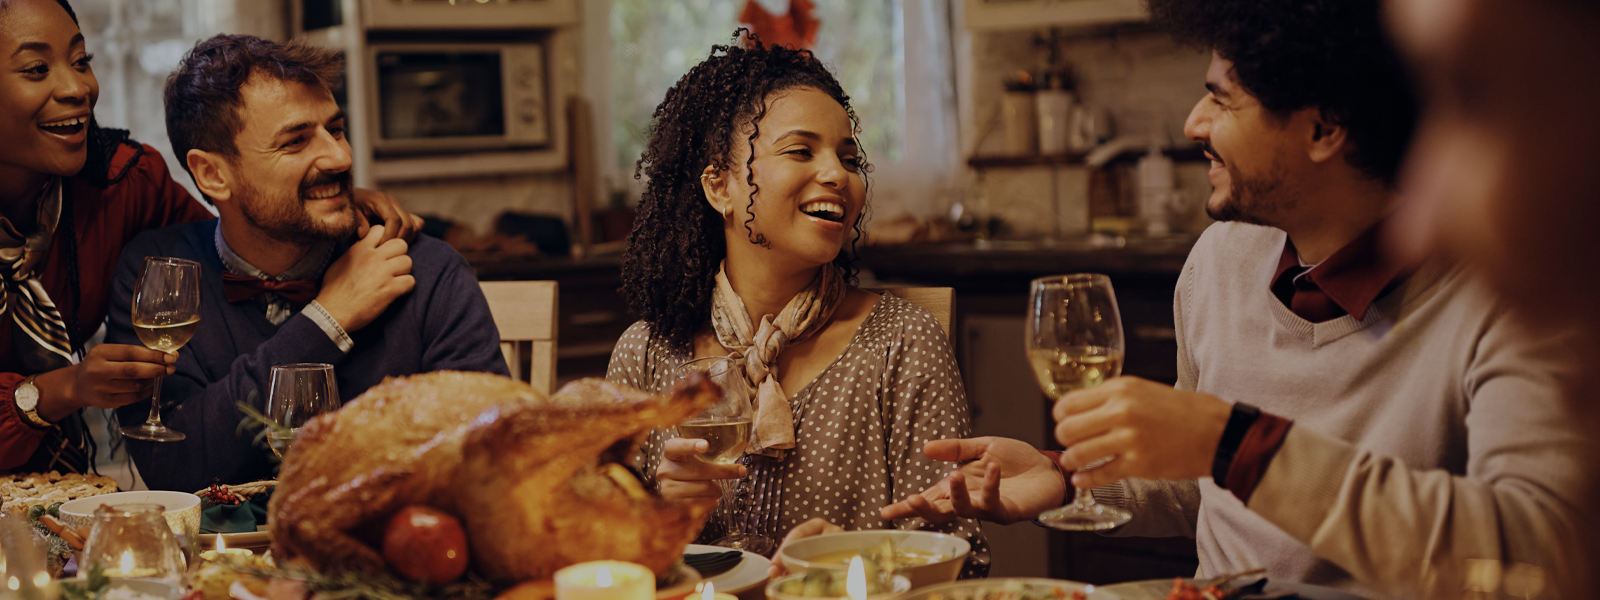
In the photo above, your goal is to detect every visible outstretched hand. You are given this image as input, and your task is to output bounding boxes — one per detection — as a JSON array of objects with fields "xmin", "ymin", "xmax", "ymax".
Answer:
[{"xmin": 880, "ymin": 437, "xmax": 1067, "ymax": 525}]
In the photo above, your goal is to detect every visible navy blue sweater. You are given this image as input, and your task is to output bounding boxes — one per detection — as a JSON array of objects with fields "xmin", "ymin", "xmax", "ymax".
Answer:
[{"xmin": 109, "ymin": 219, "xmax": 508, "ymax": 491}]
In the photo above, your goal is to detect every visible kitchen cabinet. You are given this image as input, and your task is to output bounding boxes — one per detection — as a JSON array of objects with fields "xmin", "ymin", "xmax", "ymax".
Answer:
[{"xmin": 963, "ymin": 0, "xmax": 1146, "ymax": 32}]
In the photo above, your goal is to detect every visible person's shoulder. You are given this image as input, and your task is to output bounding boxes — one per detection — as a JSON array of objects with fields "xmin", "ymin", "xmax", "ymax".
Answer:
[
  {"xmin": 122, "ymin": 218, "xmax": 216, "ymax": 261},
  {"xmin": 406, "ymin": 234, "xmax": 469, "ymax": 270},
  {"xmin": 1191, "ymin": 221, "xmax": 1284, "ymax": 262},
  {"xmin": 861, "ymin": 292, "xmax": 951, "ymax": 347}
]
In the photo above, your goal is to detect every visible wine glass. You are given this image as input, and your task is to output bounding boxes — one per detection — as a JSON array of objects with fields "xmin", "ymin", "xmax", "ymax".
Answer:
[
  {"xmin": 1026, "ymin": 273, "xmax": 1132, "ymax": 531},
  {"xmin": 265, "ymin": 363, "xmax": 340, "ymax": 458},
  {"xmin": 122, "ymin": 257, "xmax": 202, "ymax": 442},
  {"xmin": 676, "ymin": 356, "xmax": 772, "ymax": 554}
]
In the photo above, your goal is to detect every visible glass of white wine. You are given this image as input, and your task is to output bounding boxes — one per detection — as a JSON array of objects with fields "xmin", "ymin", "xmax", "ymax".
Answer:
[
  {"xmin": 265, "ymin": 363, "xmax": 340, "ymax": 458},
  {"xmin": 1026, "ymin": 273, "xmax": 1132, "ymax": 531},
  {"xmin": 676, "ymin": 355, "xmax": 766, "ymax": 552},
  {"xmin": 122, "ymin": 257, "xmax": 201, "ymax": 442}
]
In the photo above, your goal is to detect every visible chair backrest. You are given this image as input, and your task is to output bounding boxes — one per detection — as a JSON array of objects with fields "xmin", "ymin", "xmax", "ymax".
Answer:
[
  {"xmin": 867, "ymin": 286, "xmax": 955, "ymax": 341},
  {"xmin": 480, "ymin": 281, "xmax": 559, "ymax": 394}
]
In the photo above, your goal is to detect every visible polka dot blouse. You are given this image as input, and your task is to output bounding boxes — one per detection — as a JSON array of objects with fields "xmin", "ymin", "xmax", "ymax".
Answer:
[{"xmin": 607, "ymin": 293, "xmax": 990, "ymax": 578}]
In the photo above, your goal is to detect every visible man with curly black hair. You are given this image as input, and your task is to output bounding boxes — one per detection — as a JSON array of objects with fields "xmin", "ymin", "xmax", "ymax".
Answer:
[{"xmin": 884, "ymin": 0, "xmax": 1585, "ymax": 595}]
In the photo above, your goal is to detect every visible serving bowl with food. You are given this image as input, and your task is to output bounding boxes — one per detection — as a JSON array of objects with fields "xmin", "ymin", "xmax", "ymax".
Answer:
[
  {"xmin": 59, "ymin": 490, "xmax": 202, "ymax": 539},
  {"xmin": 777, "ymin": 530, "xmax": 972, "ymax": 590},
  {"xmin": 898, "ymin": 577, "xmax": 1101, "ymax": 600}
]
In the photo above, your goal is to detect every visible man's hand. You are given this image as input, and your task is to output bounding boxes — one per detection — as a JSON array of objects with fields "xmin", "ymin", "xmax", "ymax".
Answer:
[
  {"xmin": 656, "ymin": 437, "xmax": 746, "ymax": 503},
  {"xmin": 351, "ymin": 188, "xmax": 424, "ymax": 244},
  {"xmin": 35, "ymin": 344, "xmax": 175, "ymax": 421},
  {"xmin": 880, "ymin": 437, "xmax": 1067, "ymax": 525},
  {"xmin": 1052, "ymin": 376, "xmax": 1232, "ymax": 489},
  {"xmin": 767, "ymin": 518, "xmax": 844, "ymax": 579},
  {"xmin": 316, "ymin": 225, "xmax": 415, "ymax": 333}
]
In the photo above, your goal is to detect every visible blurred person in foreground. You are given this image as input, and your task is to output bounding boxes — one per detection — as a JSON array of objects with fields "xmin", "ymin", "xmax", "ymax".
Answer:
[
  {"xmin": 875, "ymin": 0, "xmax": 1589, "ymax": 596},
  {"xmin": 107, "ymin": 35, "xmax": 505, "ymax": 492},
  {"xmin": 608, "ymin": 31, "xmax": 986, "ymax": 576},
  {"xmin": 0, "ymin": 0, "xmax": 418, "ymax": 475},
  {"xmin": 1386, "ymin": 0, "xmax": 1600, "ymax": 592}
]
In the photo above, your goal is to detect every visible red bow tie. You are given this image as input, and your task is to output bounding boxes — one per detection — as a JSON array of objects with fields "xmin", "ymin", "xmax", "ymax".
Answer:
[{"xmin": 221, "ymin": 272, "xmax": 320, "ymax": 307}]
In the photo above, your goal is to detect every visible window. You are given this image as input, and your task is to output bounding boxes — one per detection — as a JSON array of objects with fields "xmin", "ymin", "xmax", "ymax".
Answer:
[{"xmin": 602, "ymin": 0, "xmax": 960, "ymax": 215}]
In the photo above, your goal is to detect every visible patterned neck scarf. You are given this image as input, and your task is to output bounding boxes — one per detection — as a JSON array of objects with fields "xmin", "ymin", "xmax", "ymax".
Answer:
[
  {"xmin": 0, "ymin": 177, "xmax": 73, "ymax": 372},
  {"xmin": 709, "ymin": 260, "xmax": 845, "ymax": 457},
  {"xmin": 4, "ymin": 177, "xmax": 91, "ymax": 475}
]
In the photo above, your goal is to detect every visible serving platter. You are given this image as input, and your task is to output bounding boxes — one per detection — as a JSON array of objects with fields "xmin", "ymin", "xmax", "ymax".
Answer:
[
  {"xmin": 684, "ymin": 543, "xmax": 770, "ymax": 595},
  {"xmin": 1098, "ymin": 578, "xmax": 1365, "ymax": 600}
]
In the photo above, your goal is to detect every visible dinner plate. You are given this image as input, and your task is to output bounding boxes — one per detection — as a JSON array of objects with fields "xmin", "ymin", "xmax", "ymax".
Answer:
[
  {"xmin": 684, "ymin": 543, "xmax": 770, "ymax": 595},
  {"xmin": 1098, "ymin": 578, "xmax": 1365, "ymax": 600}
]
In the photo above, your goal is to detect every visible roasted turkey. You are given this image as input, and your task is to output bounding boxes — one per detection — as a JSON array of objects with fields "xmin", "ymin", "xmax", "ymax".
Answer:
[{"xmin": 268, "ymin": 371, "xmax": 719, "ymax": 584}]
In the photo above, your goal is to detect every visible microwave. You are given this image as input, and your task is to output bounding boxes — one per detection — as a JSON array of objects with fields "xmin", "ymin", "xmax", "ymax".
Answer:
[{"xmin": 366, "ymin": 42, "xmax": 550, "ymax": 154}]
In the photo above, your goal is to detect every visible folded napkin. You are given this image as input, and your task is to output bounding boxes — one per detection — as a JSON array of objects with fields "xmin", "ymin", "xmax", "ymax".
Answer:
[
  {"xmin": 200, "ymin": 492, "xmax": 271, "ymax": 534},
  {"xmin": 683, "ymin": 551, "xmax": 743, "ymax": 577}
]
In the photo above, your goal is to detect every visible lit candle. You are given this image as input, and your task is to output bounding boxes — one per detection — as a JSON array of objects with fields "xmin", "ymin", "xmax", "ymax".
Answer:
[
  {"xmin": 846, "ymin": 556, "xmax": 867, "ymax": 600},
  {"xmin": 698, "ymin": 581, "xmax": 738, "ymax": 600},
  {"xmin": 102, "ymin": 550, "xmax": 159, "ymax": 578},
  {"xmin": 554, "ymin": 561, "xmax": 652, "ymax": 600},
  {"xmin": 200, "ymin": 534, "xmax": 254, "ymax": 562}
]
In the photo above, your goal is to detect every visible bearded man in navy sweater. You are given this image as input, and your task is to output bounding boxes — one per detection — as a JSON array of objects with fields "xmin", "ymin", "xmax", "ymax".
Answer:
[{"xmin": 109, "ymin": 35, "xmax": 507, "ymax": 492}]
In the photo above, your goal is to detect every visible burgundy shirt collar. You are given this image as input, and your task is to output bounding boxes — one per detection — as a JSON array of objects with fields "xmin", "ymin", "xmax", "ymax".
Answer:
[{"xmin": 1271, "ymin": 221, "xmax": 1410, "ymax": 321}]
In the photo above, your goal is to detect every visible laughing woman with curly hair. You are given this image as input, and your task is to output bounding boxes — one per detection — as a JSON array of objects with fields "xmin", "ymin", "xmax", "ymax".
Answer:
[{"xmin": 605, "ymin": 32, "xmax": 987, "ymax": 576}]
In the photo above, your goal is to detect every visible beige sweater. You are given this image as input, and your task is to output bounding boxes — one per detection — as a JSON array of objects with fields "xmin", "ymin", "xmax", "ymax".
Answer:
[{"xmin": 1097, "ymin": 222, "xmax": 1588, "ymax": 598}]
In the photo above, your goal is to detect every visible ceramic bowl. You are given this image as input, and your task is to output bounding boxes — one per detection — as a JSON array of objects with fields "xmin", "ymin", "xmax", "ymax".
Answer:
[
  {"xmin": 765, "ymin": 573, "xmax": 909, "ymax": 600},
  {"xmin": 777, "ymin": 530, "xmax": 970, "ymax": 590},
  {"xmin": 59, "ymin": 490, "xmax": 202, "ymax": 539}
]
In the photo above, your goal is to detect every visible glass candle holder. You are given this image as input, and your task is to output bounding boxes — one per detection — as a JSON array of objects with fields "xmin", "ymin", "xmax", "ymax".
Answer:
[{"xmin": 80, "ymin": 504, "xmax": 186, "ymax": 585}]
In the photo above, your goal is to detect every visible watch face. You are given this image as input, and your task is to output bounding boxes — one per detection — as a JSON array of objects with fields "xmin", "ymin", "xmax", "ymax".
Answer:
[{"xmin": 15, "ymin": 382, "xmax": 39, "ymax": 411}]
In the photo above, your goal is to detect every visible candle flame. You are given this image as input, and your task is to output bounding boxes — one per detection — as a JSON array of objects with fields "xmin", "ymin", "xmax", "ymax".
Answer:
[
  {"xmin": 596, "ymin": 566, "xmax": 613, "ymax": 588},
  {"xmin": 120, "ymin": 550, "xmax": 135, "ymax": 574},
  {"xmin": 32, "ymin": 572, "xmax": 49, "ymax": 588},
  {"xmin": 701, "ymin": 581, "xmax": 716, "ymax": 600},
  {"xmin": 8, "ymin": 576, "xmax": 20, "ymax": 591},
  {"xmin": 847, "ymin": 555, "xmax": 867, "ymax": 600},
  {"xmin": 216, "ymin": 534, "xmax": 226, "ymax": 553}
]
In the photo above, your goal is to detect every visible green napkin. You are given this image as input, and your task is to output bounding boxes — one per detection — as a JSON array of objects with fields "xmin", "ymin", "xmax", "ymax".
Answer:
[{"xmin": 200, "ymin": 492, "xmax": 271, "ymax": 534}]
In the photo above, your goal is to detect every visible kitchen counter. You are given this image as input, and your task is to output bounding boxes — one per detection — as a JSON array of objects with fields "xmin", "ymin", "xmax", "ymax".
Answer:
[{"xmin": 859, "ymin": 236, "xmax": 1196, "ymax": 289}]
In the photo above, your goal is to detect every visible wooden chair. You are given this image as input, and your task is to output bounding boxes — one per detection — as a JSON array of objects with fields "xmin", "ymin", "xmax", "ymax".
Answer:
[
  {"xmin": 480, "ymin": 281, "xmax": 559, "ymax": 394},
  {"xmin": 868, "ymin": 286, "xmax": 956, "ymax": 342}
]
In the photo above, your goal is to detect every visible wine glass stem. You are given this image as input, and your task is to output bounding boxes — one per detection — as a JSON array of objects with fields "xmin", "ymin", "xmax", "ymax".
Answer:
[
  {"xmin": 146, "ymin": 374, "xmax": 165, "ymax": 427},
  {"xmin": 1071, "ymin": 486, "xmax": 1096, "ymax": 509}
]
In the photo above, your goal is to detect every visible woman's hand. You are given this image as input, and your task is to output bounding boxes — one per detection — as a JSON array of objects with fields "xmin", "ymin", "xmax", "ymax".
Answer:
[
  {"xmin": 766, "ymin": 518, "xmax": 843, "ymax": 579},
  {"xmin": 351, "ymin": 188, "xmax": 424, "ymax": 243},
  {"xmin": 656, "ymin": 437, "xmax": 745, "ymax": 502},
  {"xmin": 34, "ymin": 344, "xmax": 175, "ymax": 421},
  {"xmin": 880, "ymin": 437, "xmax": 1067, "ymax": 525}
]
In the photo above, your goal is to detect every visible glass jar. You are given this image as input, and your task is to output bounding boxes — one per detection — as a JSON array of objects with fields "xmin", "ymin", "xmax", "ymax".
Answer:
[{"xmin": 80, "ymin": 504, "xmax": 186, "ymax": 584}]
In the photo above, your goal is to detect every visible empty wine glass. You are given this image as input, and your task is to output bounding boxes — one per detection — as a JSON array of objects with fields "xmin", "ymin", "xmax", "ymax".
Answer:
[
  {"xmin": 265, "ymin": 363, "xmax": 340, "ymax": 458},
  {"xmin": 122, "ymin": 257, "xmax": 202, "ymax": 442},
  {"xmin": 1026, "ymin": 273, "xmax": 1132, "ymax": 531}
]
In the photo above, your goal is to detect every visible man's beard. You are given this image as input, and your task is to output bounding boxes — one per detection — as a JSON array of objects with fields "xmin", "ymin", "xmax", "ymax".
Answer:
[
  {"xmin": 1206, "ymin": 158, "xmax": 1291, "ymax": 227},
  {"xmin": 237, "ymin": 170, "xmax": 358, "ymax": 246}
]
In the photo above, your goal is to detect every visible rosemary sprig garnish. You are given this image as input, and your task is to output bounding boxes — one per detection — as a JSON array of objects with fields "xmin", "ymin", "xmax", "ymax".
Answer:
[{"xmin": 225, "ymin": 559, "xmax": 499, "ymax": 600}]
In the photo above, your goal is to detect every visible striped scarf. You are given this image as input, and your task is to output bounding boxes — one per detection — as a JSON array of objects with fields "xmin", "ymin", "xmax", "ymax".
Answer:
[{"xmin": 3, "ymin": 177, "xmax": 87, "ymax": 474}]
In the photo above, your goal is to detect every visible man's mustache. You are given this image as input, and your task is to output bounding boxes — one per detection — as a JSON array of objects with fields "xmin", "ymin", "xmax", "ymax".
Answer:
[{"xmin": 299, "ymin": 170, "xmax": 351, "ymax": 198}]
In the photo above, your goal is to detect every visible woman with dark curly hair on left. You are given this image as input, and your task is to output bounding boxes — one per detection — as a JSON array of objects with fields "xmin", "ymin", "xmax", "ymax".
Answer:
[{"xmin": 605, "ymin": 31, "xmax": 987, "ymax": 577}]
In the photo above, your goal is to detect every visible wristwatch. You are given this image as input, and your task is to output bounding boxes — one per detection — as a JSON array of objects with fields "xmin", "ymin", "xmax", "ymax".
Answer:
[{"xmin": 14, "ymin": 375, "xmax": 53, "ymax": 428}]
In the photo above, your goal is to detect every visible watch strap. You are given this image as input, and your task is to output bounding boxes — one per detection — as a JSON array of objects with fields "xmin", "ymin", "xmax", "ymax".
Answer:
[{"xmin": 1212, "ymin": 402, "xmax": 1261, "ymax": 487}]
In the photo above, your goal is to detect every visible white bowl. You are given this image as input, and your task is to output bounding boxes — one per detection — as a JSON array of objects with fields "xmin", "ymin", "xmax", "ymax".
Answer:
[
  {"xmin": 777, "ymin": 530, "xmax": 971, "ymax": 590},
  {"xmin": 58, "ymin": 491, "xmax": 202, "ymax": 538},
  {"xmin": 899, "ymin": 578, "xmax": 1097, "ymax": 600},
  {"xmin": 765, "ymin": 573, "xmax": 909, "ymax": 600}
]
